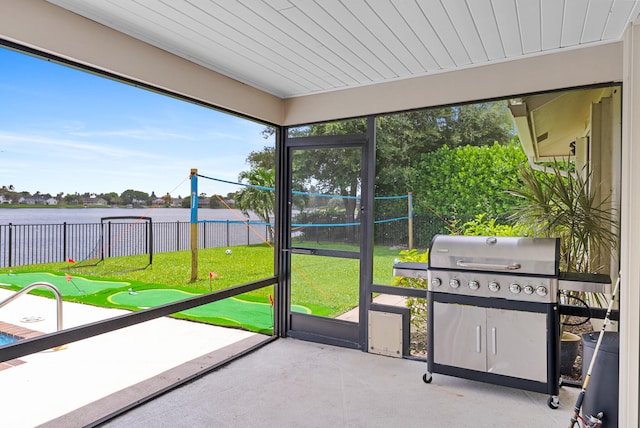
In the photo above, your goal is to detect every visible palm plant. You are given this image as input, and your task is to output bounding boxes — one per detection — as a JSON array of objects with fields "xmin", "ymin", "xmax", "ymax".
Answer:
[
  {"xmin": 235, "ymin": 167, "xmax": 275, "ymax": 243},
  {"xmin": 509, "ymin": 161, "xmax": 618, "ymax": 276}
]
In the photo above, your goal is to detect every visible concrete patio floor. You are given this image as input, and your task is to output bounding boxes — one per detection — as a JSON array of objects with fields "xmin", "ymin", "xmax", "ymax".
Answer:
[
  {"xmin": 99, "ymin": 338, "xmax": 581, "ymax": 428},
  {"xmin": 1, "ymin": 289, "xmax": 582, "ymax": 427}
]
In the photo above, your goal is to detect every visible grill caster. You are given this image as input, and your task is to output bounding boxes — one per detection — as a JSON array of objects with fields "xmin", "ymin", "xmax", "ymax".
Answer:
[
  {"xmin": 423, "ymin": 372, "xmax": 432, "ymax": 384},
  {"xmin": 547, "ymin": 395, "xmax": 559, "ymax": 409}
]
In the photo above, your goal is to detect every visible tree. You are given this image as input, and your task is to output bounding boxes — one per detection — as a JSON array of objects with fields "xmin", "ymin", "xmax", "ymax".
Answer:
[
  {"xmin": 235, "ymin": 167, "xmax": 275, "ymax": 242},
  {"xmin": 293, "ymin": 146, "xmax": 362, "ymax": 228},
  {"xmin": 374, "ymin": 103, "xmax": 514, "ymax": 216},
  {"xmin": 246, "ymin": 146, "xmax": 275, "ymax": 170},
  {"xmin": 64, "ymin": 192, "xmax": 82, "ymax": 205},
  {"xmin": 261, "ymin": 118, "xmax": 367, "ymax": 229},
  {"xmin": 247, "ymin": 102, "xmax": 516, "ymax": 240},
  {"xmin": 256, "ymin": 102, "xmax": 514, "ymax": 221},
  {"xmin": 120, "ymin": 189, "xmax": 149, "ymax": 205},
  {"xmin": 100, "ymin": 192, "xmax": 120, "ymax": 205},
  {"xmin": 209, "ymin": 195, "xmax": 225, "ymax": 208},
  {"xmin": 449, "ymin": 103, "xmax": 515, "ymax": 147},
  {"xmin": 1, "ymin": 185, "xmax": 17, "ymax": 203}
]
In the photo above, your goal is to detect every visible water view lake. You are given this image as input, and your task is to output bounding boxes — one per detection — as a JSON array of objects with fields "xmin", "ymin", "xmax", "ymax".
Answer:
[{"xmin": 0, "ymin": 208, "xmax": 260, "ymax": 225}]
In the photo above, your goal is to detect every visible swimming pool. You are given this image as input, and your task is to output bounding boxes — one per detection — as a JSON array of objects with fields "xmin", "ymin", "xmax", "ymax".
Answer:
[{"xmin": 0, "ymin": 332, "xmax": 19, "ymax": 346}]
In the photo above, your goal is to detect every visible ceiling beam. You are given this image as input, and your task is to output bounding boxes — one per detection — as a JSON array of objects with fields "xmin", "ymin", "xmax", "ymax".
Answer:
[{"xmin": 283, "ymin": 43, "xmax": 624, "ymax": 126}]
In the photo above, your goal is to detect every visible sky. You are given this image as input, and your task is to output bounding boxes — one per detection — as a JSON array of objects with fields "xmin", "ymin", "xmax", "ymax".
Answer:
[{"xmin": 0, "ymin": 47, "xmax": 274, "ymax": 199}]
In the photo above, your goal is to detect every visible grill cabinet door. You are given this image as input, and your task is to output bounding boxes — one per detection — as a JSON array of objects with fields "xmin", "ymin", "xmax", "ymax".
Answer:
[
  {"xmin": 433, "ymin": 302, "xmax": 486, "ymax": 372},
  {"xmin": 486, "ymin": 308, "xmax": 548, "ymax": 382}
]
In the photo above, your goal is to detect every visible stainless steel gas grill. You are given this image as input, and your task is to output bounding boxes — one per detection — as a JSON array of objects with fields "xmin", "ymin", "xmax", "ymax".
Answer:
[{"xmin": 393, "ymin": 235, "xmax": 612, "ymax": 408}]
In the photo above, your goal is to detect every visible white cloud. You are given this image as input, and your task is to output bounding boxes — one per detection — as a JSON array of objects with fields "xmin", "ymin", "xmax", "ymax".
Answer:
[
  {"xmin": 69, "ymin": 128, "xmax": 197, "ymax": 141},
  {"xmin": 0, "ymin": 132, "xmax": 162, "ymax": 160}
]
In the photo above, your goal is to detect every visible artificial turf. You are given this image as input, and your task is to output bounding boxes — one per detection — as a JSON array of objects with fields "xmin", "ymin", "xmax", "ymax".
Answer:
[
  {"xmin": 0, "ymin": 272, "xmax": 128, "ymax": 296},
  {"xmin": 0, "ymin": 272, "xmax": 314, "ymax": 334}
]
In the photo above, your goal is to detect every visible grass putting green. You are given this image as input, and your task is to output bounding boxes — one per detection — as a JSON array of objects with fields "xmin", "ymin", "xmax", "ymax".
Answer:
[
  {"xmin": 109, "ymin": 289, "xmax": 311, "ymax": 332},
  {"xmin": 0, "ymin": 272, "xmax": 130, "ymax": 296},
  {"xmin": 0, "ymin": 272, "xmax": 314, "ymax": 333}
]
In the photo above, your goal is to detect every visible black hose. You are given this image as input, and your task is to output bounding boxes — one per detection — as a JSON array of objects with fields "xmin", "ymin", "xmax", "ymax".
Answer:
[{"xmin": 561, "ymin": 291, "xmax": 592, "ymax": 326}]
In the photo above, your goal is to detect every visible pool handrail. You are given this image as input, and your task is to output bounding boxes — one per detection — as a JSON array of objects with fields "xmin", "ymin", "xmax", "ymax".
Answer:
[{"xmin": 0, "ymin": 282, "xmax": 63, "ymax": 332}]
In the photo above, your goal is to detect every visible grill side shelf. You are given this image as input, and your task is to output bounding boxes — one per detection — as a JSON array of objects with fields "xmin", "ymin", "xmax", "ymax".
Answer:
[
  {"xmin": 392, "ymin": 262, "xmax": 428, "ymax": 279},
  {"xmin": 558, "ymin": 272, "xmax": 612, "ymax": 294}
]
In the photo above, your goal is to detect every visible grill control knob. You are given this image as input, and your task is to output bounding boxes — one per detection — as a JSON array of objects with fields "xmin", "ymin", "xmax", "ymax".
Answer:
[
  {"xmin": 509, "ymin": 283, "xmax": 521, "ymax": 294},
  {"xmin": 488, "ymin": 281, "xmax": 500, "ymax": 292},
  {"xmin": 536, "ymin": 286, "xmax": 548, "ymax": 297},
  {"xmin": 430, "ymin": 277, "xmax": 442, "ymax": 287},
  {"xmin": 523, "ymin": 285, "xmax": 534, "ymax": 295},
  {"xmin": 468, "ymin": 280, "xmax": 480, "ymax": 290},
  {"xmin": 449, "ymin": 279, "xmax": 461, "ymax": 289}
]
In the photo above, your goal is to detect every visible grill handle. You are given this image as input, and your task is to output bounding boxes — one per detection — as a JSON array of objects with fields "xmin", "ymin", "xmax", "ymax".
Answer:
[{"xmin": 456, "ymin": 261, "xmax": 522, "ymax": 271}]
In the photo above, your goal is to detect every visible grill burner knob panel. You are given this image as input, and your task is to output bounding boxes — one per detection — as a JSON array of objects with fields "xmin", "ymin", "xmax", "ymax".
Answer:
[{"xmin": 425, "ymin": 271, "xmax": 557, "ymax": 303}]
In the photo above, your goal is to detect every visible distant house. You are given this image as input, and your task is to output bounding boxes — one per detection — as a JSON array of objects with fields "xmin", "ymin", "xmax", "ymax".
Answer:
[
  {"xmin": 170, "ymin": 197, "xmax": 182, "ymax": 207},
  {"xmin": 0, "ymin": 195, "xmax": 11, "ymax": 204},
  {"xmin": 19, "ymin": 197, "xmax": 35, "ymax": 205},
  {"xmin": 130, "ymin": 198, "xmax": 146, "ymax": 207},
  {"xmin": 83, "ymin": 197, "xmax": 108, "ymax": 206},
  {"xmin": 18, "ymin": 196, "xmax": 53, "ymax": 205}
]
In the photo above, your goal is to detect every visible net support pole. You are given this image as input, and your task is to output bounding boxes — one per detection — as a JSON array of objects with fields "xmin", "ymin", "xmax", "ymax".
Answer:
[
  {"xmin": 408, "ymin": 192, "xmax": 414, "ymax": 250},
  {"xmin": 190, "ymin": 168, "xmax": 198, "ymax": 282}
]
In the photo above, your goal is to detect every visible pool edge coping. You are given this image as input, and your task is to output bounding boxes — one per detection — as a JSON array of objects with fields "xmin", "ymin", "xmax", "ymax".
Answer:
[{"xmin": 0, "ymin": 320, "xmax": 44, "ymax": 371}]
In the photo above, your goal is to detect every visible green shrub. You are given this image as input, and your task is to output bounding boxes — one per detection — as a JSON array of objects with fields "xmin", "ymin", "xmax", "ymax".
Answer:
[
  {"xmin": 457, "ymin": 213, "xmax": 531, "ymax": 237},
  {"xmin": 392, "ymin": 248, "xmax": 428, "ymax": 334}
]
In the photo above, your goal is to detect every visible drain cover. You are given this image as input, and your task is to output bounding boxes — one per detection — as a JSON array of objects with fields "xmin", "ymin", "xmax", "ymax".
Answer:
[{"xmin": 20, "ymin": 316, "xmax": 44, "ymax": 323}]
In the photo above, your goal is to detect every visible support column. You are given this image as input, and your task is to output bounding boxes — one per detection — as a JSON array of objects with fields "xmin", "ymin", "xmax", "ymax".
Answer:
[
  {"xmin": 274, "ymin": 127, "xmax": 289, "ymax": 337},
  {"xmin": 190, "ymin": 168, "xmax": 198, "ymax": 283},
  {"xmin": 619, "ymin": 22, "xmax": 640, "ymax": 428},
  {"xmin": 408, "ymin": 192, "xmax": 414, "ymax": 250}
]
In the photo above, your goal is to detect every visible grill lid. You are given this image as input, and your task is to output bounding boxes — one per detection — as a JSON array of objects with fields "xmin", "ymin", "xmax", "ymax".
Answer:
[{"xmin": 428, "ymin": 235, "xmax": 560, "ymax": 276}]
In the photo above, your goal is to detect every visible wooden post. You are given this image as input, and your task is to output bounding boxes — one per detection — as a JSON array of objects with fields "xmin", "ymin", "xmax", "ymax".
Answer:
[
  {"xmin": 190, "ymin": 168, "xmax": 198, "ymax": 282},
  {"xmin": 408, "ymin": 192, "xmax": 414, "ymax": 250}
]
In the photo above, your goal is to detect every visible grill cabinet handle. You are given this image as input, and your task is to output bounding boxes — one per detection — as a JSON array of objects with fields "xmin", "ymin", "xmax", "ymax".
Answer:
[
  {"xmin": 491, "ymin": 327, "xmax": 497, "ymax": 355},
  {"xmin": 476, "ymin": 325, "xmax": 482, "ymax": 353},
  {"xmin": 456, "ymin": 261, "xmax": 522, "ymax": 271}
]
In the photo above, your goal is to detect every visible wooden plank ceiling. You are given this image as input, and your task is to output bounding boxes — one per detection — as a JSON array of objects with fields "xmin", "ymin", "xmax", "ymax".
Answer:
[{"xmin": 46, "ymin": 0, "xmax": 640, "ymax": 99}]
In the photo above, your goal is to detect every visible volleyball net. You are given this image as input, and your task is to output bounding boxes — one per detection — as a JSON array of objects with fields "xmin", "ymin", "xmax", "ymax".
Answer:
[{"xmin": 192, "ymin": 171, "xmax": 412, "ymax": 247}]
